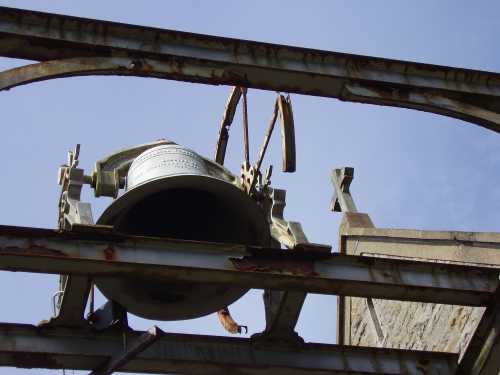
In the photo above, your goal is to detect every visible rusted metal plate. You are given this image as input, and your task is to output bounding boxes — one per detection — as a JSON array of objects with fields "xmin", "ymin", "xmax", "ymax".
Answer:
[
  {"xmin": 0, "ymin": 7, "xmax": 500, "ymax": 132},
  {"xmin": 0, "ymin": 225, "xmax": 497, "ymax": 306},
  {"xmin": 0, "ymin": 323, "xmax": 457, "ymax": 374}
]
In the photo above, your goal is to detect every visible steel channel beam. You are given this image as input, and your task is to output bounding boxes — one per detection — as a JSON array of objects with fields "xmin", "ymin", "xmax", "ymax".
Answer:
[
  {"xmin": 457, "ymin": 286, "xmax": 500, "ymax": 375},
  {"xmin": 0, "ymin": 323, "xmax": 457, "ymax": 374},
  {"xmin": 0, "ymin": 7, "xmax": 499, "ymax": 132},
  {"xmin": 0, "ymin": 225, "xmax": 497, "ymax": 306}
]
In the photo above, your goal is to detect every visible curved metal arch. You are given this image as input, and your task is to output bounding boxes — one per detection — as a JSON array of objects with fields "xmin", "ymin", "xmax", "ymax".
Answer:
[
  {"xmin": 342, "ymin": 83, "xmax": 500, "ymax": 134},
  {"xmin": 1, "ymin": 57, "xmax": 500, "ymax": 135},
  {"xmin": 0, "ymin": 56, "xmax": 224, "ymax": 92}
]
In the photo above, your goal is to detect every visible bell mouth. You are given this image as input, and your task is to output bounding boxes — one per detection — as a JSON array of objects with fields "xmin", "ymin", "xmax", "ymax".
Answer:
[
  {"xmin": 98, "ymin": 174, "xmax": 268, "ymax": 245},
  {"xmin": 95, "ymin": 173, "xmax": 269, "ymax": 320}
]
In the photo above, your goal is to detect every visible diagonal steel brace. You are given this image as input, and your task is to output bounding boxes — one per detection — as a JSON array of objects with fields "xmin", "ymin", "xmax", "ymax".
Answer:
[{"xmin": 90, "ymin": 326, "xmax": 164, "ymax": 375}]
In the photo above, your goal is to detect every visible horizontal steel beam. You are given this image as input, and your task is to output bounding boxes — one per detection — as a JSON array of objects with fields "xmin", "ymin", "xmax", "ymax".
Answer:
[
  {"xmin": 0, "ymin": 225, "xmax": 497, "ymax": 306},
  {"xmin": 0, "ymin": 323, "xmax": 457, "ymax": 374},
  {"xmin": 0, "ymin": 7, "xmax": 499, "ymax": 132}
]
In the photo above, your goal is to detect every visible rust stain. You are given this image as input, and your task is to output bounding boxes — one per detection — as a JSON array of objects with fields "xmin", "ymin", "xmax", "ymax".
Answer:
[
  {"xmin": 103, "ymin": 245, "xmax": 115, "ymax": 261},
  {"xmin": 230, "ymin": 257, "xmax": 317, "ymax": 277},
  {"xmin": 217, "ymin": 307, "xmax": 247, "ymax": 334}
]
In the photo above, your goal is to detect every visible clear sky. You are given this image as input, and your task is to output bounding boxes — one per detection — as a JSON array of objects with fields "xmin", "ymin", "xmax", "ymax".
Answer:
[{"xmin": 0, "ymin": 1, "xmax": 499, "ymax": 374}]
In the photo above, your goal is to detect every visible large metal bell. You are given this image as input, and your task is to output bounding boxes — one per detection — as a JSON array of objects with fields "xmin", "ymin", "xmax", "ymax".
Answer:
[{"xmin": 95, "ymin": 143, "xmax": 270, "ymax": 320}]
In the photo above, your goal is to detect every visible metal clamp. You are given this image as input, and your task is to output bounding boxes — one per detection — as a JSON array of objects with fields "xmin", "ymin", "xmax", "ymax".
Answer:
[
  {"xmin": 266, "ymin": 188, "xmax": 308, "ymax": 249},
  {"xmin": 57, "ymin": 144, "xmax": 94, "ymax": 231}
]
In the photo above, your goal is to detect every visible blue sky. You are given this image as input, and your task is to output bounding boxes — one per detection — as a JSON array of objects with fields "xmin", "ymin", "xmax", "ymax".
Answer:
[{"xmin": 0, "ymin": 1, "xmax": 499, "ymax": 374}]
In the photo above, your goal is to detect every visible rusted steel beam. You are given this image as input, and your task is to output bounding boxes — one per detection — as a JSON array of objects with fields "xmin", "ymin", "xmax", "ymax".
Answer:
[
  {"xmin": 0, "ymin": 323, "xmax": 457, "ymax": 374},
  {"xmin": 457, "ymin": 286, "xmax": 500, "ymax": 375},
  {"xmin": 0, "ymin": 7, "xmax": 499, "ymax": 132},
  {"xmin": 0, "ymin": 225, "xmax": 497, "ymax": 306}
]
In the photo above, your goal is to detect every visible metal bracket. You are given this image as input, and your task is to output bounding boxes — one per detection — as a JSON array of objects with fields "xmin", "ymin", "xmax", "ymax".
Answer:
[
  {"xmin": 91, "ymin": 139, "xmax": 174, "ymax": 198},
  {"xmin": 267, "ymin": 188, "xmax": 308, "ymax": 249},
  {"xmin": 43, "ymin": 275, "xmax": 91, "ymax": 328},
  {"xmin": 87, "ymin": 300, "xmax": 129, "ymax": 332},
  {"xmin": 58, "ymin": 144, "xmax": 94, "ymax": 230},
  {"xmin": 252, "ymin": 290, "xmax": 306, "ymax": 347},
  {"xmin": 253, "ymin": 186, "xmax": 319, "ymax": 346},
  {"xmin": 90, "ymin": 326, "xmax": 164, "ymax": 375},
  {"xmin": 52, "ymin": 145, "xmax": 94, "ymax": 327}
]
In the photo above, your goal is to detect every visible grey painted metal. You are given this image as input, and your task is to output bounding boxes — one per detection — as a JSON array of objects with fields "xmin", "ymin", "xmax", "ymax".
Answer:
[
  {"xmin": 268, "ymin": 188, "xmax": 309, "ymax": 248},
  {"xmin": 0, "ymin": 323, "xmax": 457, "ymax": 374},
  {"xmin": 0, "ymin": 225, "xmax": 497, "ymax": 306},
  {"xmin": 91, "ymin": 140, "xmax": 172, "ymax": 198},
  {"xmin": 54, "ymin": 144, "xmax": 93, "ymax": 327},
  {"xmin": 126, "ymin": 144, "xmax": 208, "ymax": 188},
  {"xmin": 50, "ymin": 275, "xmax": 90, "ymax": 327},
  {"xmin": 0, "ymin": 7, "xmax": 499, "ymax": 132},
  {"xmin": 457, "ymin": 286, "xmax": 500, "ymax": 375},
  {"xmin": 87, "ymin": 300, "xmax": 128, "ymax": 332},
  {"xmin": 259, "ymin": 290, "xmax": 306, "ymax": 344},
  {"xmin": 331, "ymin": 168, "xmax": 357, "ymax": 213},
  {"xmin": 90, "ymin": 326, "xmax": 164, "ymax": 375}
]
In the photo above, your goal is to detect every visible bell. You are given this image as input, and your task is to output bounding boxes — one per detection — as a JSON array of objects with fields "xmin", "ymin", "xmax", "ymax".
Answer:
[{"xmin": 94, "ymin": 143, "xmax": 270, "ymax": 320}]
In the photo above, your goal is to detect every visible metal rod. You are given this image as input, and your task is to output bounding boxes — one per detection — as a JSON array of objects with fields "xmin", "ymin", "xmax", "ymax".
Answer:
[
  {"xmin": 89, "ymin": 282, "xmax": 95, "ymax": 315},
  {"xmin": 241, "ymin": 87, "xmax": 250, "ymax": 166},
  {"xmin": 214, "ymin": 86, "xmax": 242, "ymax": 164},
  {"xmin": 248, "ymin": 97, "xmax": 279, "ymax": 191},
  {"xmin": 255, "ymin": 98, "xmax": 279, "ymax": 174}
]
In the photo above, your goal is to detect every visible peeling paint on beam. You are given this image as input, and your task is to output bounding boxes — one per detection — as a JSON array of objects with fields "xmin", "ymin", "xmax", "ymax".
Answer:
[
  {"xmin": 0, "ymin": 6, "xmax": 497, "ymax": 97},
  {"xmin": 0, "ymin": 225, "xmax": 497, "ymax": 306},
  {"xmin": 1, "ymin": 7, "xmax": 500, "ymax": 132},
  {"xmin": 0, "ymin": 323, "xmax": 458, "ymax": 374}
]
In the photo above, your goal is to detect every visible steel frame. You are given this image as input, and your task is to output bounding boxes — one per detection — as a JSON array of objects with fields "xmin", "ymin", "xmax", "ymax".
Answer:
[
  {"xmin": 0, "ymin": 223, "xmax": 498, "ymax": 374},
  {"xmin": 0, "ymin": 6, "xmax": 500, "ymax": 133},
  {"xmin": 0, "ymin": 224, "xmax": 497, "ymax": 307},
  {"xmin": 0, "ymin": 5, "xmax": 500, "ymax": 375},
  {"xmin": 0, "ymin": 323, "xmax": 458, "ymax": 375}
]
